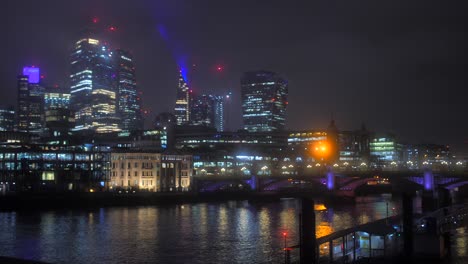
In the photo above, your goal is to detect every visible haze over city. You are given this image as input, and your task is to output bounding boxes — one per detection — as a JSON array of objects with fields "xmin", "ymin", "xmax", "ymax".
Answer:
[
  {"xmin": 1, "ymin": 0, "xmax": 467, "ymax": 153},
  {"xmin": 0, "ymin": 1, "xmax": 468, "ymax": 264}
]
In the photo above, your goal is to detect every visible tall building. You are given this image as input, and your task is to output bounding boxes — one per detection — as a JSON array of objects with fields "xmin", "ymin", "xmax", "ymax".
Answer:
[
  {"xmin": 17, "ymin": 75, "xmax": 29, "ymax": 131},
  {"xmin": 174, "ymin": 70, "xmax": 190, "ymax": 125},
  {"xmin": 70, "ymin": 37, "xmax": 120, "ymax": 133},
  {"xmin": 17, "ymin": 67, "xmax": 45, "ymax": 134},
  {"xmin": 241, "ymin": 71, "xmax": 288, "ymax": 132},
  {"xmin": 190, "ymin": 94, "xmax": 226, "ymax": 132},
  {"xmin": 212, "ymin": 95, "xmax": 225, "ymax": 132},
  {"xmin": 114, "ymin": 49, "xmax": 143, "ymax": 131},
  {"xmin": 0, "ymin": 106, "xmax": 15, "ymax": 131},
  {"xmin": 44, "ymin": 87, "xmax": 74, "ymax": 136}
]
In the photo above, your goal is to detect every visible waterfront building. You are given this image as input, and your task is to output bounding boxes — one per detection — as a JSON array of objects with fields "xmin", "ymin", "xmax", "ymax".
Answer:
[
  {"xmin": 173, "ymin": 126, "xmax": 291, "ymax": 177},
  {"xmin": 286, "ymin": 122, "xmax": 340, "ymax": 165},
  {"xmin": 287, "ymin": 130, "xmax": 329, "ymax": 162},
  {"xmin": 174, "ymin": 126, "xmax": 287, "ymax": 152},
  {"xmin": 338, "ymin": 125, "xmax": 370, "ymax": 166},
  {"xmin": 0, "ymin": 106, "xmax": 15, "ymax": 131},
  {"xmin": 109, "ymin": 151, "xmax": 192, "ymax": 192},
  {"xmin": 369, "ymin": 134, "xmax": 403, "ymax": 166},
  {"xmin": 174, "ymin": 70, "xmax": 190, "ymax": 125},
  {"xmin": 0, "ymin": 143, "xmax": 111, "ymax": 192},
  {"xmin": 107, "ymin": 129, "xmax": 168, "ymax": 151},
  {"xmin": 114, "ymin": 49, "xmax": 143, "ymax": 132},
  {"xmin": 70, "ymin": 37, "xmax": 121, "ymax": 133},
  {"xmin": 240, "ymin": 71, "xmax": 288, "ymax": 132},
  {"xmin": 403, "ymin": 144, "xmax": 451, "ymax": 170},
  {"xmin": 17, "ymin": 67, "xmax": 45, "ymax": 134}
]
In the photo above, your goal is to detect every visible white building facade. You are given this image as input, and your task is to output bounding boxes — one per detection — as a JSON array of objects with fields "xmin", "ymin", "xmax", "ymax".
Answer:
[{"xmin": 109, "ymin": 152, "xmax": 192, "ymax": 192}]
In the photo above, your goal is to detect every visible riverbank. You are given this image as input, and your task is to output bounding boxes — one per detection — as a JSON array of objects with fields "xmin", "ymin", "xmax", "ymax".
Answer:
[{"xmin": 0, "ymin": 191, "xmax": 355, "ymax": 211}]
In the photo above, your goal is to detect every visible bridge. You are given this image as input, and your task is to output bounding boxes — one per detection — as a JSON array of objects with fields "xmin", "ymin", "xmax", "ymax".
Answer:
[{"xmin": 194, "ymin": 169, "xmax": 468, "ymax": 197}]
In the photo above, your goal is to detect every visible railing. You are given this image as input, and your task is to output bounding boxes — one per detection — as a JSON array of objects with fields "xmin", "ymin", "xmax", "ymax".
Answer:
[{"xmin": 415, "ymin": 203, "xmax": 468, "ymax": 234}]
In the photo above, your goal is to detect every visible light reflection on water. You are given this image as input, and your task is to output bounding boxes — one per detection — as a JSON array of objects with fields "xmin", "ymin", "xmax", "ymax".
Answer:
[{"xmin": 0, "ymin": 195, "xmax": 418, "ymax": 264}]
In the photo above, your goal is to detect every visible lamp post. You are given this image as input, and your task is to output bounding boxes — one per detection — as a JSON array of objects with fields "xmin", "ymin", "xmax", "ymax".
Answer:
[{"xmin": 283, "ymin": 232, "xmax": 290, "ymax": 264}]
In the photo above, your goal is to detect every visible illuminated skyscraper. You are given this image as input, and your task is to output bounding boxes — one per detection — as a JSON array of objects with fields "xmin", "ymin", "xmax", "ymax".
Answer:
[
  {"xmin": 212, "ymin": 95, "xmax": 225, "ymax": 132},
  {"xmin": 241, "ymin": 71, "xmax": 288, "ymax": 132},
  {"xmin": 44, "ymin": 86, "xmax": 74, "ymax": 136},
  {"xmin": 114, "ymin": 49, "xmax": 143, "ymax": 131},
  {"xmin": 0, "ymin": 106, "xmax": 15, "ymax": 131},
  {"xmin": 17, "ymin": 75, "xmax": 29, "ymax": 131},
  {"xmin": 70, "ymin": 37, "xmax": 120, "ymax": 133},
  {"xmin": 190, "ymin": 94, "xmax": 225, "ymax": 131},
  {"xmin": 174, "ymin": 70, "xmax": 190, "ymax": 125},
  {"xmin": 17, "ymin": 67, "xmax": 45, "ymax": 133}
]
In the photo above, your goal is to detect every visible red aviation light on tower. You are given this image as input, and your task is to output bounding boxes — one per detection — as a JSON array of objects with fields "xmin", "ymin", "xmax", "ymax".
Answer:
[
  {"xmin": 216, "ymin": 65, "xmax": 223, "ymax": 72},
  {"xmin": 109, "ymin": 26, "xmax": 117, "ymax": 32},
  {"xmin": 92, "ymin": 17, "xmax": 99, "ymax": 24}
]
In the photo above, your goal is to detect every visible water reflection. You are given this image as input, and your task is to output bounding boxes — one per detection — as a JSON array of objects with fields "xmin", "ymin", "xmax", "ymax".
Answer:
[
  {"xmin": 453, "ymin": 227, "xmax": 467, "ymax": 257},
  {"xmin": 0, "ymin": 195, "xmax": 414, "ymax": 264}
]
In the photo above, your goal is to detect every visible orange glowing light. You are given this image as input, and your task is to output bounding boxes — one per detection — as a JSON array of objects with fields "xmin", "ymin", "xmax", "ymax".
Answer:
[
  {"xmin": 311, "ymin": 141, "xmax": 330, "ymax": 159},
  {"xmin": 314, "ymin": 203, "xmax": 327, "ymax": 211}
]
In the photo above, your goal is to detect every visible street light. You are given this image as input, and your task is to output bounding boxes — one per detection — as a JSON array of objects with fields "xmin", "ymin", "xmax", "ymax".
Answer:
[{"xmin": 282, "ymin": 232, "xmax": 288, "ymax": 264}]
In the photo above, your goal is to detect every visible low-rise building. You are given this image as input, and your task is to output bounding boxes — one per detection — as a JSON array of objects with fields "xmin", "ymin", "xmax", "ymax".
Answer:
[
  {"xmin": 109, "ymin": 151, "xmax": 192, "ymax": 192},
  {"xmin": 0, "ymin": 143, "xmax": 110, "ymax": 192},
  {"xmin": 370, "ymin": 134, "xmax": 403, "ymax": 167}
]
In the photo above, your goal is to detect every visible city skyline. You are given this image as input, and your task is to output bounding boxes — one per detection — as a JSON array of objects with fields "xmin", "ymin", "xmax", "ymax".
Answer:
[{"xmin": 1, "ymin": 0, "xmax": 467, "ymax": 153}]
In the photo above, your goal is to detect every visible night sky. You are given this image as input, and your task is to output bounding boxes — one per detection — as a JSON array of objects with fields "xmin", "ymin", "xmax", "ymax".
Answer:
[{"xmin": 1, "ymin": 0, "xmax": 467, "ymax": 153}]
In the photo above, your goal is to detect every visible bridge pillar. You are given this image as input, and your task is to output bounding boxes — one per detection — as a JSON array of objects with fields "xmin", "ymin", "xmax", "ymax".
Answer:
[
  {"xmin": 300, "ymin": 198, "xmax": 316, "ymax": 264},
  {"xmin": 423, "ymin": 169, "xmax": 434, "ymax": 191},
  {"xmin": 326, "ymin": 167, "xmax": 335, "ymax": 191},
  {"xmin": 249, "ymin": 175, "xmax": 258, "ymax": 191}
]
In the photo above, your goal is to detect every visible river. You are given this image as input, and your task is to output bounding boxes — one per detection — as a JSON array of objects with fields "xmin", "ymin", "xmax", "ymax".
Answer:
[{"xmin": 0, "ymin": 195, "xmax": 464, "ymax": 263}]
